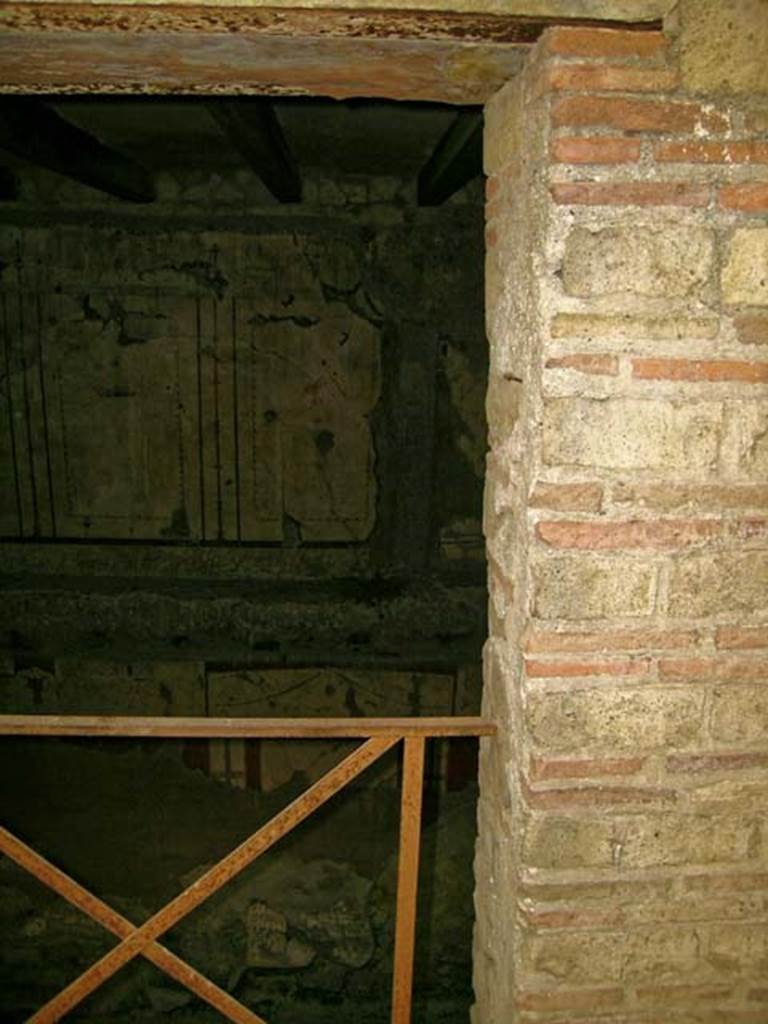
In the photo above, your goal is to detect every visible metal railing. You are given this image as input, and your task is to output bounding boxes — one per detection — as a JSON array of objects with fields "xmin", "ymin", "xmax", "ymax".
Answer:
[{"xmin": 0, "ymin": 714, "xmax": 495, "ymax": 1024}]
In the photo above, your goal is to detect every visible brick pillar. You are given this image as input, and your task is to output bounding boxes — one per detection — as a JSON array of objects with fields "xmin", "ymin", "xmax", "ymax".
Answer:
[{"xmin": 477, "ymin": 21, "xmax": 768, "ymax": 1023}]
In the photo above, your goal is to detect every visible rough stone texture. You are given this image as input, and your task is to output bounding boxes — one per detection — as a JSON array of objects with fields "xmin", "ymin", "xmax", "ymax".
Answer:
[
  {"xmin": 678, "ymin": 0, "xmax": 768, "ymax": 97},
  {"xmin": 480, "ymin": 11, "xmax": 768, "ymax": 1024},
  {"xmin": 532, "ymin": 554, "xmax": 657, "ymax": 619},
  {"xmin": 0, "ymin": 164, "xmax": 487, "ymax": 666},
  {"xmin": 562, "ymin": 225, "xmax": 714, "ymax": 298},
  {"xmin": 721, "ymin": 228, "xmax": 768, "ymax": 307},
  {"xmin": 542, "ymin": 397, "xmax": 722, "ymax": 471}
]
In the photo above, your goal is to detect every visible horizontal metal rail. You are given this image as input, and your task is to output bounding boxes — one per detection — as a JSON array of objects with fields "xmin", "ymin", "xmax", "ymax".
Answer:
[{"xmin": 0, "ymin": 715, "xmax": 495, "ymax": 1024}]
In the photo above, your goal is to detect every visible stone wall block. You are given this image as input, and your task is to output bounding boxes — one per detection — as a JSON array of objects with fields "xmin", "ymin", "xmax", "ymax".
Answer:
[
  {"xmin": 669, "ymin": 552, "xmax": 768, "ymax": 617},
  {"xmin": 528, "ymin": 687, "xmax": 705, "ymax": 754},
  {"xmin": 722, "ymin": 229, "xmax": 768, "ymax": 307},
  {"xmin": 532, "ymin": 554, "xmax": 657, "ymax": 619},
  {"xmin": 543, "ymin": 398, "xmax": 722, "ymax": 472},
  {"xmin": 562, "ymin": 225, "xmax": 715, "ymax": 299}
]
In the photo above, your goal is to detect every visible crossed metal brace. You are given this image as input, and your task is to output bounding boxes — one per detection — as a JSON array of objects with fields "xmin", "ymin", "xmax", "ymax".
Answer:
[{"xmin": 0, "ymin": 735, "xmax": 418, "ymax": 1024}]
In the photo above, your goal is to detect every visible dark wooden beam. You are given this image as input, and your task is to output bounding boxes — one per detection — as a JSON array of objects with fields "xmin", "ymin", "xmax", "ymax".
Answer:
[
  {"xmin": 0, "ymin": 98, "xmax": 155, "ymax": 202},
  {"xmin": 0, "ymin": 166, "xmax": 17, "ymax": 200},
  {"xmin": 208, "ymin": 99, "xmax": 301, "ymax": 203},
  {"xmin": 417, "ymin": 110, "xmax": 483, "ymax": 207}
]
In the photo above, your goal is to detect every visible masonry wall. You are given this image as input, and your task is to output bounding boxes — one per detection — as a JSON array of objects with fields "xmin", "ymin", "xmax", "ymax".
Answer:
[{"xmin": 478, "ymin": 19, "xmax": 768, "ymax": 1023}]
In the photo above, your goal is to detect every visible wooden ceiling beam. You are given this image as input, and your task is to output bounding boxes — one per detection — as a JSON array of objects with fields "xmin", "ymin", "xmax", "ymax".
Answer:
[
  {"xmin": 0, "ymin": 98, "xmax": 155, "ymax": 202},
  {"xmin": 417, "ymin": 110, "xmax": 483, "ymax": 206},
  {"xmin": 208, "ymin": 99, "xmax": 301, "ymax": 203}
]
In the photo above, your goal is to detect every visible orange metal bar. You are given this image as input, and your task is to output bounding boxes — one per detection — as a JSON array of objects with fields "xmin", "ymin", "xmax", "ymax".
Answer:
[
  {"xmin": 0, "ymin": 826, "xmax": 266, "ymax": 1024},
  {"xmin": 391, "ymin": 736, "xmax": 426, "ymax": 1024},
  {"xmin": 2, "ymin": 716, "xmax": 495, "ymax": 1023},
  {"xmin": 0, "ymin": 714, "xmax": 495, "ymax": 738},
  {"xmin": 28, "ymin": 735, "xmax": 397, "ymax": 1023}
]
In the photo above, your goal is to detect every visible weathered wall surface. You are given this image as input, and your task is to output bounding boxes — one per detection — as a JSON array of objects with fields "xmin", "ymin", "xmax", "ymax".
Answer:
[
  {"xmin": 0, "ymin": 167, "xmax": 487, "ymax": 664},
  {"xmin": 479, "ymin": 14, "xmax": 768, "ymax": 1023}
]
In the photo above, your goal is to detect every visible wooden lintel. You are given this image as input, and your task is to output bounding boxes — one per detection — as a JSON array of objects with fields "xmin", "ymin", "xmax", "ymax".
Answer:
[
  {"xmin": 209, "ymin": 99, "xmax": 301, "ymax": 203},
  {"xmin": 0, "ymin": 4, "xmax": 663, "ymax": 102},
  {"xmin": 0, "ymin": 98, "xmax": 155, "ymax": 202},
  {"xmin": 0, "ymin": 714, "xmax": 497, "ymax": 738},
  {"xmin": 417, "ymin": 109, "xmax": 483, "ymax": 206}
]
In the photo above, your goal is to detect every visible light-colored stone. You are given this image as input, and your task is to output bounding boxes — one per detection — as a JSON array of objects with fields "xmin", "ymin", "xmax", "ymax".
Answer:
[
  {"xmin": 524, "ymin": 931, "xmax": 621, "ymax": 984},
  {"xmin": 711, "ymin": 685, "xmax": 768, "ymax": 744},
  {"xmin": 678, "ymin": 0, "xmax": 768, "ymax": 97},
  {"xmin": 528, "ymin": 687, "xmax": 705, "ymax": 753},
  {"xmin": 669, "ymin": 552, "xmax": 768, "ymax": 617},
  {"xmin": 523, "ymin": 814, "xmax": 616, "ymax": 869},
  {"xmin": 543, "ymin": 398, "xmax": 722, "ymax": 471},
  {"xmin": 722, "ymin": 229, "xmax": 768, "ymax": 307},
  {"xmin": 562, "ymin": 225, "xmax": 715, "ymax": 299},
  {"xmin": 621, "ymin": 813, "xmax": 755, "ymax": 869},
  {"xmin": 533, "ymin": 554, "xmax": 657, "ymax": 619}
]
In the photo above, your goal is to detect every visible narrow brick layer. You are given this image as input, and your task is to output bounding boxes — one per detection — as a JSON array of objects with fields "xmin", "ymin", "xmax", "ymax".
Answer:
[
  {"xmin": 719, "ymin": 182, "xmax": 768, "ymax": 211},
  {"xmin": 548, "ymin": 64, "xmax": 678, "ymax": 93},
  {"xmin": 551, "ymin": 135, "xmax": 641, "ymax": 164},
  {"xmin": 536, "ymin": 519, "xmax": 719, "ymax": 549},
  {"xmin": 632, "ymin": 357, "xmax": 768, "ymax": 382},
  {"xmin": 524, "ymin": 627, "xmax": 699, "ymax": 653},
  {"xmin": 551, "ymin": 95, "xmax": 727, "ymax": 133},
  {"xmin": 545, "ymin": 26, "xmax": 667, "ymax": 59},
  {"xmin": 659, "ymin": 657, "xmax": 768, "ymax": 681},
  {"xmin": 716, "ymin": 626, "xmax": 768, "ymax": 650},
  {"xmin": 551, "ymin": 181, "xmax": 709, "ymax": 207},
  {"xmin": 525, "ymin": 656, "xmax": 650, "ymax": 677}
]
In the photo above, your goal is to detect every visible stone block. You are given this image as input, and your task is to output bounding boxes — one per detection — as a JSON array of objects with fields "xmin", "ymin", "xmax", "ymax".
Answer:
[
  {"xmin": 669, "ymin": 552, "xmax": 768, "ymax": 617},
  {"xmin": 486, "ymin": 372, "xmax": 522, "ymax": 447},
  {"xmin": 524, "ymin": 931, "xmax": 621, "ymax": 984},
  {"xmin": 709, "ymin": 924, "xmax": 768, "ymax": 975},
  {"xmin": 562, "ymin": 225, "xmax": 714, "ymax": 298},
  {"xmin": 532, "ymin": 554, "xmax": 656, "ymax": 619},
  {"xmin": 711, "ymin": 686, "xmax": 768, "ymax": 744},
  {"xmin": 483, "ymin": 76, "xmax": 524, "ymax": 175},
  {"xmin": 543, "ymin": 397, "xmax": 722, "ymax": 471},
  {"xmin": 621, "ymin": 814, "xmax": 755, "ymax": 869},
  {"xmin": 726, "ymin": 401, "xmax": 768, "ymax": 480},
  {"xmin": 528, "ymin": 687, "xmax": 705, "ymax": 753},
  {"xmin": 678, "ymin": 0, "xmax": 768, "ymax": 97},
  {"xmin": 722, "ymin": 229, "xmax": 768, "ymax": 307},
  {"xmin": 620, "ymin": 927, "xmax": 709, "ymax": 984},
  {"xmin": 523, "ymin": 814, "xmax": 616, "ymax": 870}
]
